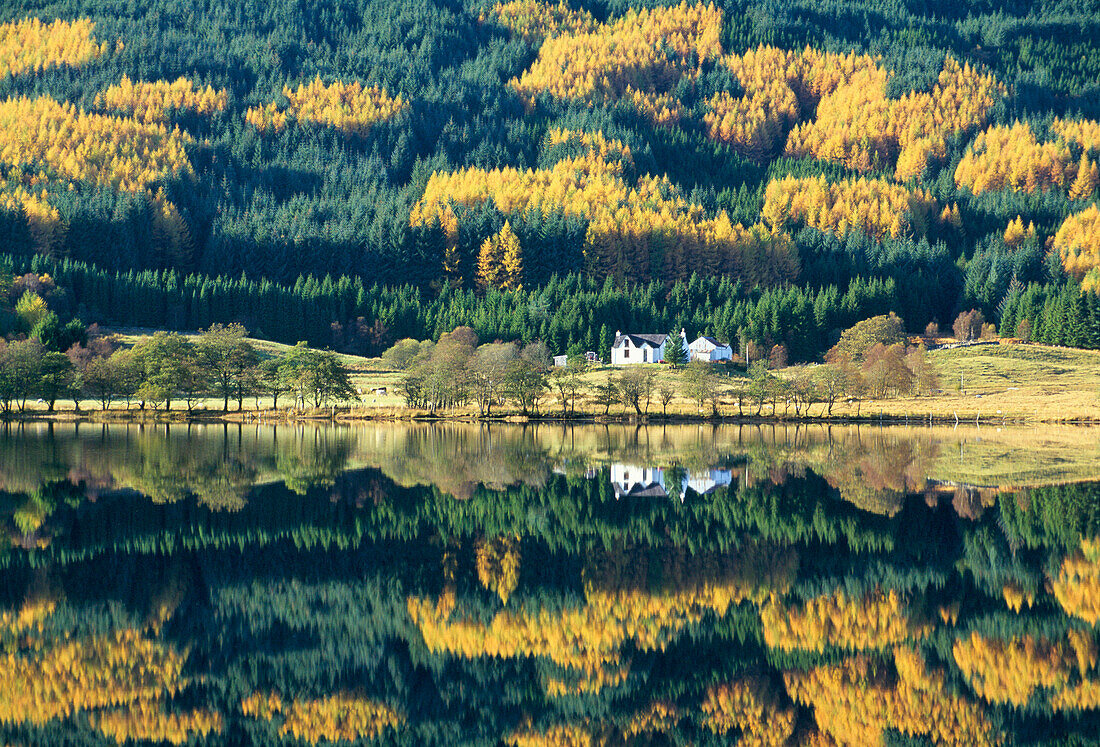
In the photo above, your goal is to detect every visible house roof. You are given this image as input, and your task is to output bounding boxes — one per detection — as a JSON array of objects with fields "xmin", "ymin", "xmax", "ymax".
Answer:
[
  {"xmin": 613, "ymin": 483, "xmax": 669, "ymax": 499},
  {"xmin": 691, "ymin": 336, "xmax": 730, "ymax": 347},
  {"xmin": 613, "ymin": 333, "xmax": 668, "ymax": 348}
]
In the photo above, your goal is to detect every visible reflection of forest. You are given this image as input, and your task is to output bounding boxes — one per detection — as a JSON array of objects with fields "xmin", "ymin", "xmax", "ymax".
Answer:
[
  {"xmin": 2, "ymin": 421, "xmax": 1098, "ymax": 510},
  {"xmin": 1, "ymin": 423, "xmax": 1099, "ymax": 745}
]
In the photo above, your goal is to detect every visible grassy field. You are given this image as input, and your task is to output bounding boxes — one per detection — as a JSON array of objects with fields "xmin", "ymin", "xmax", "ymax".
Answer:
[
  {"xmin": 337, "ymin": 340, "xmax": 1100, "ymax": 423},
  {"xmin": 31, "ymin": 331, "xmax": 1100, "ymax": 423}
]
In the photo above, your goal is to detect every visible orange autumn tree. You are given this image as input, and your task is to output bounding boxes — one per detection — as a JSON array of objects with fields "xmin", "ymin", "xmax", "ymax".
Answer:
[
  {"xmin": 784, "ymin": 647, "xmax": 997, "ymax": 746},
  {"xmin": 412, "ymin": 129, "xmax": 797, "ymax": 284},
  {"xmin": 1054, "ymin": 206, "xmax": 1100, "ymax": 288},
  {"xmin": 783, "ymin": 55, "xmax": 1006, "ymax": 180},
  {"xmin": 509, "ymin": 2, "xmax": 721, "ymax": 125},
  {"xmin": 762, "ymin": 174, "xmax": 938, "ymax": 240},
  {"xmin": 0, "ymin": 95, "xmax": 196, "ymax": 259},
  {"xmin": 95, "ymin": 76, "xmax": 229, "ymax": 123},
  {"xmin": 955, "ymin": 122, "xmax": 1078, "ymax": 194},
  {"xmin": 0, "ymin": 17, "xmax": 111, "ymax": 77},
  {"xmin": 483, "ymin": 0, "xmax": 598, "ymax": 42},
  {"xmin": 246, "ymin": 77, "xmax": 406, "ymax": 136},
  {"xmin": 477, "ymin": 223, "xmax": 524, "ymax": 292},
  {"xmin": 760, "ymin": 587, "xmax": 930, "ymax": 652},
  {"xmin": 953, "ymin": 630, "xmax": 1098, "ymax": 710}
]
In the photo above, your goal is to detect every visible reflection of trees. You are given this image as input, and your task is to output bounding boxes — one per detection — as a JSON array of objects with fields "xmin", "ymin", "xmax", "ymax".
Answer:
[
  {"xmin": 0, "ymin": 600, "xmax": 221, "ymax": 743},
  {"xmin": 409, "ymin": 542, "xmax": 797, "ymax": 697},
  {"xmin": 0, "ymin": 423, "xmax": 360, "ymax": 511},
  {"xmin": 274, "ymin": 428, "xmax": 353, "ymax": 495},
  {"xmin": 360, "ymin": 424, "xmax": 552, "ymax": 499},
  {"xmin": 808, "ymin": 428, "xmax": 940, "ymax": 516}
]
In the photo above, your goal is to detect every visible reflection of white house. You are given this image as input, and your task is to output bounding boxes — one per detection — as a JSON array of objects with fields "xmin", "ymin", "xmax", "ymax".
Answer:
[
  {"xmin": 611, "ymin": 330, "xmax": 688, "ymax": 365},
  {"xmin": 610, "ymin": 464, "xmax": 667, "ymax": 498},
  {"xmin": 688, "ymin": 336, "xmax": 734, "ymax": 362},
  {"xmin": 683, "ymin": 469, "xmax": 733, "ymax": 496}
]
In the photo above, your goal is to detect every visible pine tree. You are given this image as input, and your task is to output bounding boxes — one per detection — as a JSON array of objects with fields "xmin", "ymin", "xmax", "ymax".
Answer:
[{"xmin": 664, "ymin": 328, "xmax": 687, "ymax": 367}]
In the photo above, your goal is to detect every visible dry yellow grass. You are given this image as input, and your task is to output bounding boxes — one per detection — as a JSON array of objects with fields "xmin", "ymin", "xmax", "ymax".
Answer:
[{"xmin": 28, "ymin": 332, "xmax": 1100, "ymax": 423}]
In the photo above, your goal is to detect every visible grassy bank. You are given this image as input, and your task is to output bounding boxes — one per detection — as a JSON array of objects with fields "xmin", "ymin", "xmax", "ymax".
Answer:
[{"xmin": 14, "ymin": 334, "xmax": 1100, "ymax": 424}]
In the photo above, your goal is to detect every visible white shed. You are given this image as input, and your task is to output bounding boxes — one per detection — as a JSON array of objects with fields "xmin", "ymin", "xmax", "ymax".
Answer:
[{"xmin": 688, "ymin": 336, "xmax": 733, "ymax": 362}]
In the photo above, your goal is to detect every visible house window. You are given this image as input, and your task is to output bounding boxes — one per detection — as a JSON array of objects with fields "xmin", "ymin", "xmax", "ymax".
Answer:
[{"xmin": 623, "ymin": 348, "xmax": 629, "ymax": 359}]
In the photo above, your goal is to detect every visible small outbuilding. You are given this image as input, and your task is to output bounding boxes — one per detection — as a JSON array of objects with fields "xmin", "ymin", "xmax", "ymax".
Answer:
[{"xmin": 688, "ymin": 336, "xmax": 734, "ymax": 362}]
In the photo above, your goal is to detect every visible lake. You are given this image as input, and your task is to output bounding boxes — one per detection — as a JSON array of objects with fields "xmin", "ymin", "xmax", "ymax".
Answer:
[{"xmin": 1, "ymin": 421, "xmax": 1098, "ymax": 745}]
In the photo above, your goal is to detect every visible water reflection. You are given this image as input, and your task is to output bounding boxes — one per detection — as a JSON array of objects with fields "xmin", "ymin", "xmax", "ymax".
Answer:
[
  {"xmin": 0, "ymin": 422, "xmax": 1098, "ymax": 744},
  {"xmin": 610, "ymin": 463, "xmax": 733, "ymax": 499}
]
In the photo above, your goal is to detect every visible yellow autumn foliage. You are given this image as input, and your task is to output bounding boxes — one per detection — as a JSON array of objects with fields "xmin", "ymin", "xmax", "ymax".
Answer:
[
  {"xmin": 93, "ymin": 705, "xmax": 222, "ymax": 745},
  {"xmin": 240, "ymin": 690, "xmax": 401, "ymax": 742},
  {"xmin": 1051, "ymin": 117, "xmax": 1100, "ymax": 153},
  {"xmin": 507, "ymin": 724, "xmax": 594, "ymax": 747},
  {"xmin": 762, "ymin": 175, "xmax": 937, "ymax": 240},
  {"xmin": 408, "ymin": 544, "xmax": 796, "ymax": 695},
  {"xmin": 700, "ymin": 676, "xmax": 797, "ymax": 746},
  {"xmin": 0, "ymin": 17, "xmax": 108, "ymax": 77},
  {"xmin": 278, "ymin": 694, "xmax": 402, "ymax": 743},
  {"xmin": 708, "ymin": 46, "xmax": 878, "ymax": 160},
  {"xmin": 246, "ymin": 77, "xmax": 406, "ymax": 136},
  {"xmin": 952, "ymin": 630, "xmax": 1098, "ymax": 708},
  {"xmin": 412, "ymin": 129, "xmax": 797, "ymax": 284},
  {"xmin": 510, "ymin": 2, "xmax": 722, "ymax": 105},
  {"xmin": 784, "ymin": 647, "xmax": 996, "ymax": 746},
  {"xmin": 623, "ymin": 701, "xmax": 679, "ymax": 738},
  {"xmin": 476, "ymin": 535, "xmax": 522, "ymax": 603},
  {"xmin": 1054, "ymin": 206, "xmax": 1100, "ymax": 284},
  {"xmin": 0, "ymin": 629, "xmax": 188, "ymax": 726},
  {"xmin": 241, "ymin": 691, "xmax": 285, "ymax": 720},
  {"xmin": 484, "ymin": 0, "xmax": 598, "ymax": 42},
  {"xmin": 784, "ymin": 55, "xmax": 1005, "ymax": 179},
  {"xmin": 0, "ymin": 95, "xmax": 194, "ymax": 193},
  {"xmin": 1002, "ymin": 216, "xmax": 1037, "ymax": 249},
  {"xmin": 95, "ymin": 75, "xmax": 229, "ymax": 123},
  {"xmin": 955, "ymin": 122, "xmax": 1078, "ymax": 194},
  {"xmin": 0, "ymin": 597, "xmax": 56, "ymax": 637},
  {"xmin": 0, "ymin": 179, "xmax": 64, "ymax": 254},
  {"xmin": 1049, "ymin": 537, "xmax": 1100, "ymax": 625},
  {"xmin": 761, "ymin": 587, "xmax": 928, "ymax": 653},
  {"xmin": 1001, "ymin": 581, "xmax": 1035, "ymax": 613}
]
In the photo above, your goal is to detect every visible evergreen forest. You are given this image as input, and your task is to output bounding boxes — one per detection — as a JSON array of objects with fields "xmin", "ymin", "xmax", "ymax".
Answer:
[{"xmin": 1, "ymin": 0, "xmax": 1100, "ymax": 358}]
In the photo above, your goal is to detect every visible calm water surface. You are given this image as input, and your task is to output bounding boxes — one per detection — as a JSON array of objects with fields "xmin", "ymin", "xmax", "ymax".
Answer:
[{"xmin": 1, "ymin": 422, "xmax": 1099, "ymax": 745}]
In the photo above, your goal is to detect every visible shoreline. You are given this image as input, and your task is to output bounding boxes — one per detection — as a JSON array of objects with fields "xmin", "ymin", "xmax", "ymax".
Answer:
[{"xmin": 4, "ymin": 407, "xmax": 1098, "ymax": 426}]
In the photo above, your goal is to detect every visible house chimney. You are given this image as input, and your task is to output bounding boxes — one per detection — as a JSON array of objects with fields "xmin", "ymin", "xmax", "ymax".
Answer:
[
  {"xmin": 615, "ymin": 330, "xmax": 621, "ymax": 338},
  {"xmin": 680, "ymin": 327, "xmax": 686, "ymax": 338}
]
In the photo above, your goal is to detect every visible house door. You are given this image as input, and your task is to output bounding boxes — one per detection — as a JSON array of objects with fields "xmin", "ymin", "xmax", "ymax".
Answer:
[{"xmin": 643, "ymin": 348, "xmax": 648, "ymax": 362}]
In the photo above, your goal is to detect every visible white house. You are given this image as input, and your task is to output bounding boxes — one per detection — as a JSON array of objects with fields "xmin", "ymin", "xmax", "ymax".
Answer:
[
  {"xmin": 610, "ymin": 464, "xmax": 667, "ymax": 499},
  {"xmin": 611, "ymin": 329, "xmax": 688, "ymax": 365},
  {"xmin": 688, "ymin": 335, "xmax": 734, "ymax": 362},
  {"xmin": 682, "ymin": 468, "xmax": 733, "ymax": 496}
]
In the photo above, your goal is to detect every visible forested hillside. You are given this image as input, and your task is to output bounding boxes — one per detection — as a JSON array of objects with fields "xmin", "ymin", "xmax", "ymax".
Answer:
[{"xmin": 1, "ymin": 0, "xmax": 1099, "ymax": 358}]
